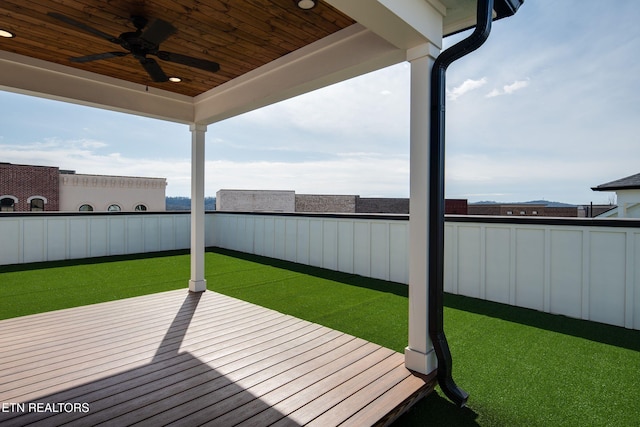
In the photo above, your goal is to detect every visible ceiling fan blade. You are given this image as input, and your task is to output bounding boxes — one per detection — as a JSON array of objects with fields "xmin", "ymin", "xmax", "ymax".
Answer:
[
  {"xmin": 139, "ymin": 57, "xmax": 168, "ymax": 82},
  {"xmin": 70, "ymin": 52, "xmax": 129, "ymax": 63},
  {"xmin": 155, "ymin": 51, "xmax": 220, "ymax": 73},
  {"xmin": 48, "ymin": 12, "xmax": 121, "ymax": 44},
  {"xmin": 140, "ymin": 18, "xmax": 176, "ymax": 45}
]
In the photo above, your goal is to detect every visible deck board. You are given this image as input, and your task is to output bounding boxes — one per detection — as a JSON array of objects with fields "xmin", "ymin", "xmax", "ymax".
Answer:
[{"xmin": 0, "ymin": 289, "xmax": 435, "ymax": 426}]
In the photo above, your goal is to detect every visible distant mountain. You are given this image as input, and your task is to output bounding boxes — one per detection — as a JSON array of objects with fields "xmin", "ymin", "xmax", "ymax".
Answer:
[
  {"xmin": 166, "ymin": 196, "xmax": 216, "ymax": 211},
  {"xmin": 525, "ymin": 200, "xmax": 577, "ymax": 207},
  {"xmin": 471, "ymin": 200, "xmax": 577, "ymax": 207}
]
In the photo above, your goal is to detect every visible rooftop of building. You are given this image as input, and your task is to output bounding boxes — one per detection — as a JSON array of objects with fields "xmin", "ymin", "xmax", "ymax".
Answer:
[{"xmin": 592, "ymin": 172, "xmax": 640, "ymax": 191}]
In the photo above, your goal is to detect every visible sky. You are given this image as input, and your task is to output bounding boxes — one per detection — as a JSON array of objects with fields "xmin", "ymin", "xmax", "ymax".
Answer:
[{"xmin": 1, "ymin": 1, "xmax": 639, "ymax": 205}]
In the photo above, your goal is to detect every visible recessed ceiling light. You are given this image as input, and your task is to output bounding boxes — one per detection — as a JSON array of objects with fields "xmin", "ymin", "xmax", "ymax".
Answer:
[
  {"xmin": 0, "ymin": 29, "xmax": 15, "ymax": 38},
  {"xmin": 296, "ymin": 0, "xmax": 317, "ymax": 10},
  {"xmin": 168, "ymin": 77, "xmax": 182, "ymax": 83}
]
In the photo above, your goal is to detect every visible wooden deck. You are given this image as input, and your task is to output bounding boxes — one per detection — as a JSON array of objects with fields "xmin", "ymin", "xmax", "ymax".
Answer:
[{"xmin": 0, "ymin": 290, "xmax": 435, "ymax": 426}]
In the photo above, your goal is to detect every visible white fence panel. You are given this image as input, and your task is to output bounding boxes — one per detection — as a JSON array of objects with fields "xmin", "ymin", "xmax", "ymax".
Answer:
[
  {"xmin": 549, "ymin": 229, "xmax": 583, "ymax": 318},
  {"xmin": 370, "ymin": 222, "xmax": 389, "ymax": 281},
  {"xmin": 514, "ymin": 228, "xmax": 545, "ymax": 311},
  {"xmin": 457, "ymin": 226, "xmax": 482, "ymax": 299},
  {"xmin": 322, "ymin": 220, "xmax": 338, "ymax": 271},
  {"xmin": 309, "ymin": 219, "xmax": 323, "ymax": 268},
  {"xmin": 264, "ymin": 217, "xmax": 276, "ymax": 258},
  {"xmin": 126, "ymin": 217, "xmax": 144, "ymax": 254},
  {"xmin": 285, "ymin": 218, "xmax": 297, "ymax": 263},
  {"xmin": 446, "ymin": 218, "xmax": 640, "ymax": 330},
  {"xmin": 46, "ymin": 218, "xmax": 68, "ymax": 261},
  {"xmin": 296, "ymin": 218, "xmax": 310, "ymax": 265},
  {"xmin": 484, "ymin": 226, "xmax": 511, "ymax": 304},
  {"xmin": 24, "ymin": 219, "xmax": 45, "ymax": 263},
  {"xmin": 69, "ymin": 218, "xmax": 89, "ymax": 259},
  {"xmin": 143, "ymin": 216, "xmax": 160, "ymax": 252},
  {"xmin": 176, "ymin": 215, "xmax": 191, "ymax": 249},
  {"xmin": 160, "ymin": 216, "xmax": 176, "ymax": 251},
  {"xmin": 338, "ymin": 221, "xmax": 354, "ymax": 274},
  {"xmin": 354, "ymin": 221, "xmax": 372, "ymax": 278},
  {"xmin": 205, "ymin": 214, "xmax": 216, "ymax": 248},
  {"xmin": 212, "ymin": 213, "xmax": 408, "ymax": 286},
  {"xmin": 0, "ymin": 220, "xmax": 21, "ymax": 265},
  {"xmin": 0, "ymin": 213, "xmax": 194, "ymax": 266},
  {"xmin": 108, "ymin": 217, "xmax": 126, "ymax": 255},
  {"xmin": 389, "ymin": 222, "xmax": 408, "ymax": 284},
  {"xmin": 589, "ymin": 231, "xmax": 626, "ymax": 327},
  {"xmin": 89, "ymin": 218, "xmax": 108, "ymax": 258}
]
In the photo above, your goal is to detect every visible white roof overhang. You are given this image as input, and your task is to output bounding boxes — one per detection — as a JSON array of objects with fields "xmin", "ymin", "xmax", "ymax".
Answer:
[{"xmin": 0, "ymin": 0, "xmax": 482, "ymax": 125}]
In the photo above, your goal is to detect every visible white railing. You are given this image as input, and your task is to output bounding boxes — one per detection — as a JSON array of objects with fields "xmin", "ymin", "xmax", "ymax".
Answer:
[
  {"xmin": 212, "ymin": 212, "xmax": 410, "ymax": 284},
  {"xmin": 444, "ymin": 216, "xmax": 640, "ymax": 330},
  {"xmin": 2, "ymin": 212, "xmax": 639, "ymax": 330},
  {"xmin": 0, "ymin": 212, "xmax": 215, "ymax": 264}
]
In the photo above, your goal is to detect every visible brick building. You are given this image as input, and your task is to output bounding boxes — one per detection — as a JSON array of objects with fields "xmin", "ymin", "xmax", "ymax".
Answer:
[
  {"xmin": 354, "ymin": 197, "xmax": 467, "ymax": 214},
  {"xmin": 216, "ymin": 189, "xmax": 468, "ymax": 215},
  {"xmin": 296, "ymin": 194, "xmax": 358, "ymax": 213},
  {"xmin": 355, "ymin": 197, "xmax": 409, "ymax": 214},
  {"xmin": 0, "ymin": 163, "xmax": 59, "ymax": 211},
  {"xmin": 1, "ymin": 163, "xmax": 166, "ymax": 212},
  {"xmin": 467, "ymin": 203, "xmax": 583, "ymax": 217}
]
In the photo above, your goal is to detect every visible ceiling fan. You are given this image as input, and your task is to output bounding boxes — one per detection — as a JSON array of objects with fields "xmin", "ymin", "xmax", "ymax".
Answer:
[{"xmin": 48, "ymin": 12, "xmax": 220, "ymax": 82}]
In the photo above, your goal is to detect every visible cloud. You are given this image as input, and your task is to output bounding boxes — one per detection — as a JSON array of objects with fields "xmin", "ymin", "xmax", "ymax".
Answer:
[
  {"xmin": 486, "ymin": 79, "xmax": 530, "ymax": 98},
  {"xmin": 0, "ymin": 139, "xmax": 181, "ymax": 181},
  {"xmin": 0, "ymin": 138, "xmax": 410, "ymax": 198},
  {"xmin": 206, "ymin": 153, "xmax": 409, "ymax": 198},
  {"xmin": 447, "ymin": 78, "xmax": 487, "ymax": 101},
  {"xmin": 235, "ymin": 63, "xmax": 410, "ymax": 141},
  {"xmin": 79, "ymin": 140, "xmax": 109, "ymax": 149},
  {"xmin": 444, "ymin": 152, "xmax": 622, "ymax": 204}
]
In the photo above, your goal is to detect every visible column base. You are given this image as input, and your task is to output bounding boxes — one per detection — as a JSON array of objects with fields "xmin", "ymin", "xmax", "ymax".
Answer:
[
  {"xmin": 189, "ymin": 279, "xmax": 207, "ymax": 293},
  {"xmin": 404, "ymin": 346, "xmax": 437, "ymax": 375}
]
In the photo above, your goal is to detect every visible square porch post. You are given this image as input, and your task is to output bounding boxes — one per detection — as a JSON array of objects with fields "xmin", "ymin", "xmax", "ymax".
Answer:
[
  {"xmin": 189, "ymin": 123, "xmax": 207, "ymax": 292},
  {"xmin": 405, "ymin": 42, "xmax": 440, "ymax": 375}
]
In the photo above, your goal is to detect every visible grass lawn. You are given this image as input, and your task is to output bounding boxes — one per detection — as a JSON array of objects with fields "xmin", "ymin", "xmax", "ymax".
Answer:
[{"xmin": 2, "ymin": 248, "xmax": 639, "ymax": 426}]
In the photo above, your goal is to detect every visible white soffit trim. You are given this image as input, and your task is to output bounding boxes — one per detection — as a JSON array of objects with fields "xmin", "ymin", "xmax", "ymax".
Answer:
[
  {"xmin": 0, "ymin": 51, "xmax": 194, "ymax": 124},
  {"xmin": 193, "ymin": 24, "xmax": 404, "ymax": 125},
  {"xmin": 437, "ymin": 0, "xmax": 500, "ymax": 35},
  {"xmin": 326, "ymin": 0, "xmax": 445, "ymax": 50}
]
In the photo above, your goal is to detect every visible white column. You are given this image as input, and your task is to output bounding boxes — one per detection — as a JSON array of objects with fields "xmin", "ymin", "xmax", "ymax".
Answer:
[
  {"xmin": 189, "ymin": 124, "xmax": 207, "ymax": 292},
  {"xmin": 405, "ymin": 43, "xmax": 440, "ymax": 375}
]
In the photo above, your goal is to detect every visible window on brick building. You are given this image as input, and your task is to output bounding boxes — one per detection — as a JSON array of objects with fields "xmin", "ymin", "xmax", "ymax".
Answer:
[
  {"xmin": 135, "ymin": 204, "xmax": 147, "ymax": 211},
  {"xmin": 79, "ymin": 204, "xmax": 94, "ymax": 212},
  {"xmin": 30, "ymin": 198, "xmax": 45, "ymax": 211},
  {"xmin": 1, "ymin": 197, "xmax": 16, "ymax": 212},
  {"xmin": 108, "ymin": 204, "xmax": 121, "ymax": 212}
]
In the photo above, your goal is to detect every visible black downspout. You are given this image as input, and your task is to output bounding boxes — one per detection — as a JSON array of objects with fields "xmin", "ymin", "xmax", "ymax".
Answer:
[{"xmin": 428, "ymin": 0, "xmax": 494, "ymax": 408}]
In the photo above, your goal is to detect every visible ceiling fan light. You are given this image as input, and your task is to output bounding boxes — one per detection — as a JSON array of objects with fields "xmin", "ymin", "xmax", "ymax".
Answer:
[
  {"xmin": 296, "ymin": 0, "xmax": 317, "ymax": 10},
  {"xmin": 0, "ymin": 29, "xmax": 15, "ymax": 38},
  {"xmin": 168, "ymin": 77, "xmax": 182, "ymax": 82}
]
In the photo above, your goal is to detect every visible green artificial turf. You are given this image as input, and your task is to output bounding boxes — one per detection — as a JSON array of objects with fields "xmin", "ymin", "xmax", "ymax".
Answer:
[
  {"xmin": 0, "ymin": 250, "xmax": 191, "ymax": 319},
  {"xmin": 1, "ymin": 248, "xmax": 639, "ymax": 426}
]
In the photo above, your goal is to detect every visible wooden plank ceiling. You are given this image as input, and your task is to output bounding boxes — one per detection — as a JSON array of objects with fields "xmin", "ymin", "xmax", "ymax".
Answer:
[{"xmin": 0, "ymin": 0, "xmax": 355, "ymax": 97}]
